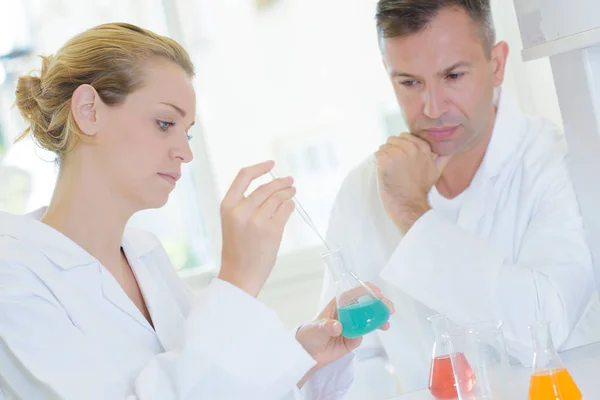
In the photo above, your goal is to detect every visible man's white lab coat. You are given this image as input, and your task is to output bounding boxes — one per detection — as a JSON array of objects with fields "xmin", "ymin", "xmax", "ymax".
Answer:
[
  {"xmin": 319, "ymin": 90, "xmax": 600, "ymax": 393},
  {"xmin": 0, "ymin": 208, "xmax": 353, "ymax": 399}
]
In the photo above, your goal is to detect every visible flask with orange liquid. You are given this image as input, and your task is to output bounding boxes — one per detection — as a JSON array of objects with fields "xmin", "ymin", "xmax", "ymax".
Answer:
[{"xmin": 528, "ymin": 321, "xmax": 582, "ymax": 400}]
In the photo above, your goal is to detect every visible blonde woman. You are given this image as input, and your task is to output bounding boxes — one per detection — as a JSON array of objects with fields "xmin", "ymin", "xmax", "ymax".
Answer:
[{"xmin": 0, "ymin": 23, "xmax": 392, "ymax": 400}]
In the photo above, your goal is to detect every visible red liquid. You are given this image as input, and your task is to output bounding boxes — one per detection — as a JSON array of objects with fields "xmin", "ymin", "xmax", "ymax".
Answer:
[{"xmin": 429, "ymin": 353, "xmax": 476, "ymax": 400}]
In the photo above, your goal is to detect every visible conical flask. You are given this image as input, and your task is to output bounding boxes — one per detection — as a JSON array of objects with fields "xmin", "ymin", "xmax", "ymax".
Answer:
[
  {"xmin": 427, "ymin": 315, "xmax": 477, "ymax": 400},
  {"xmin": 528, "ymin": 321, "xmax": 582, "ymax": 400},
  {"xmin": 321, "ymin": 246, "xmax": 390, "ymax": 339},
  {"xmin": 428, "ymin": 314, "xmax": 460, "ymax": 400}
]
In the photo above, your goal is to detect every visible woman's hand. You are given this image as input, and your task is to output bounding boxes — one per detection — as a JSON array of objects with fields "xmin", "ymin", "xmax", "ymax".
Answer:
[
  {"xmin": 218, "ymin": 160, "xmax": 295, "ymax": 297},
  {"xmin": 295, "ymin": 283, "xmax": 395, "ymax": 387}
]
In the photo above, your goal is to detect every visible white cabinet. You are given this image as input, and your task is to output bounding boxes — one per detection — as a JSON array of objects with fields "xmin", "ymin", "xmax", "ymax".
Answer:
[
  {"xmin": 514, "ymin": 0, "xmax": 600, "ymax": 60},
  {"xmin": 514, "ymin": 0, "xmax": 600, "ymax": 291}
]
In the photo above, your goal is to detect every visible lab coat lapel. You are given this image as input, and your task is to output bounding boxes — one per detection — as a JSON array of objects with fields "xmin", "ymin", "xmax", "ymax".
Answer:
[
  {"xmin": 455, "ymin": 171, "xmax": 497, "ymax": 238},
  {"xmin": 99, "ymin": 266, "xmax": 155, "ymax": 335},
  {"xmin": 128, "ymin": 256, "xmax": 185, "ymax": 352},
  {"xmin": 455, "ymin": 89, "xmax": 522, "ymax": 237}
]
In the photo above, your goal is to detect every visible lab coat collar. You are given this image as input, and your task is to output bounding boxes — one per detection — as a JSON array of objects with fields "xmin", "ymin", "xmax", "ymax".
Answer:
[
  {"xmin": 426, "ymin": 89, "xmax": 525, "ymax": 236},
  {"xmin": 479, "ymin": 88, "xmax": 525, "ymax": 179},
  {"xmin": 0, "ymin": 207, "xmax": 160, "ymax": 270},
  {"xmin": 122, "ymin": 227, "xmax": 162, "ymax": 261}
]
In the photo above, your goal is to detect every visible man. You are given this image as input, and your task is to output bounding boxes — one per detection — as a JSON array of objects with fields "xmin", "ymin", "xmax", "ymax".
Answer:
[{"xmin": 319, "ymin": 0, "xmax": 600, "ymax": 394}]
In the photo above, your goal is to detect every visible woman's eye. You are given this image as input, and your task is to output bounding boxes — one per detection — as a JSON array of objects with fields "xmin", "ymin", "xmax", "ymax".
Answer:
[{"xmin": 157, "ymin": 120, "xmax": 174, "ymax": 131}]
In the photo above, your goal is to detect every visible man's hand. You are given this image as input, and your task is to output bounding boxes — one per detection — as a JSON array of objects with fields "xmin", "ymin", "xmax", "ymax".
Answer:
[
  {"xmin": 375, "ymin": 133, "xmax": 450, "ymax": 234},
  {"xmin": 295, "ymin": 283, "xmax": 394, "ymax": 388}
]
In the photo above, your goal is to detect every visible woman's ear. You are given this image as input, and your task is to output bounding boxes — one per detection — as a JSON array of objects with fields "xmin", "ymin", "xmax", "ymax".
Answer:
[{"xmin": 71, "ymin": 84, "xmax": 101, "ymax": 137}]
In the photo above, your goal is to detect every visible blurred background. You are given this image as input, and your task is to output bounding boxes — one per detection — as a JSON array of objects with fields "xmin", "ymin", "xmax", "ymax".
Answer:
[{"xmin": 0, "ymin": 0, "xmax": 562, "ymax": 328}]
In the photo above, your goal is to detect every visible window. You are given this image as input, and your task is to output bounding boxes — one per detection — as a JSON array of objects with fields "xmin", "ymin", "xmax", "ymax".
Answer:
[{"xmin": 180, "ymin": 0, "xmax": 401, "ymax": 256}]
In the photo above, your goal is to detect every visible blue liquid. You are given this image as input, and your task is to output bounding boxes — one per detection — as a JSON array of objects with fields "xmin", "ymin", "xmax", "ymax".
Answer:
[{"xmin": 338, "ymin": 298, "xmax": 390, "ymax": 339}]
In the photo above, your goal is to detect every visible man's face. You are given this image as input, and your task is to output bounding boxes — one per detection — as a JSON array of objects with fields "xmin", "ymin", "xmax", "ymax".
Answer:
[{"xmin": 381, "ymin": 6, "xmax": 508, "ymax": 156}]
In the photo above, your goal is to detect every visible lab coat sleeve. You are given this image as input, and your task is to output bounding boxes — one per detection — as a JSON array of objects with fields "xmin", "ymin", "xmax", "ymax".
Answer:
[
  {"xmin": 299, "ymin": 353, "xmax": 355, "ymax": 399},
  {"xmin": 379, "ymin": 162, "xmax": 594, "ymax": 361},
  {"xmin": 0, "ymin": 268, "xmax": 316, "ymax": 400}
]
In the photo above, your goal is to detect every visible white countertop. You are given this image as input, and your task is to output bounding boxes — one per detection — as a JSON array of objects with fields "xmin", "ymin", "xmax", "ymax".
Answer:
[{"xmin": 393, "ymin": 342, "xmax": 600, "ymax": 399}]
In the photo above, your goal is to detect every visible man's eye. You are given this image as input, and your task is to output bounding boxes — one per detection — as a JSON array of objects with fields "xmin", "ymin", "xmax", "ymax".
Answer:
[
  {"xmin": 401, "ymin": 80, "xmax": 418, "ymax": 87},
  {"xmin": 447, "ymin": 72, "xmax": 465, "ymax": 81}
]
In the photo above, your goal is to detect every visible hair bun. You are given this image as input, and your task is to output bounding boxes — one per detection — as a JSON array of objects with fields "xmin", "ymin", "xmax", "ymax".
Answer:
[
  {"xmin": 15, "ymin": 74, "xmax": 42, "ymax": 114},
  {"xmin": 14, "ymin": 64, "xmax": 57, "ymax": 152}
]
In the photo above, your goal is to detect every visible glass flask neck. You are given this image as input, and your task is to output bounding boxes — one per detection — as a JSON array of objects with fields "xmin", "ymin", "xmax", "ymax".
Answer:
[
  {"xmin": 322, "ymin": 247, "xmax": 352, "ymax": 283},
  {"xmin": 529, "ymin": 321, "xmax": 565, "ymax": 371},
  {"xmin": 428, "ymin": 314, "xmax": 454, "ymax": 358},
  {"xmin": 429, "ymin": 315, "xmax": 452, "ymax": 341}
]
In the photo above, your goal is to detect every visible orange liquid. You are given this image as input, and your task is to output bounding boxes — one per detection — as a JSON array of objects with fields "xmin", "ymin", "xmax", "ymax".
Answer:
[
  {"xmin": 429, "ymin": 353, "xmax": 475, "ymax": 400},
  {"xmin": 528, "ymin": 368, "xmax": 582, "ymax": 400}
]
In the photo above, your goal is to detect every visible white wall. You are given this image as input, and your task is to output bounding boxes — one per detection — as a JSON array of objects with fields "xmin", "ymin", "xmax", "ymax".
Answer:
[{"xmin": 492, "ymin": 0, "xmax": 563, "ymax": 128}]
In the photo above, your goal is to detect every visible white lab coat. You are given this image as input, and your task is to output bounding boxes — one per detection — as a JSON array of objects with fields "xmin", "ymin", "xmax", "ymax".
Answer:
[
  {"xmin": 319, "ymin": 90, "xmax": 600, "ymax": 394},
  {"xmin": 0, "ymin": 208, "xmax": 354, "ymax": 400}
]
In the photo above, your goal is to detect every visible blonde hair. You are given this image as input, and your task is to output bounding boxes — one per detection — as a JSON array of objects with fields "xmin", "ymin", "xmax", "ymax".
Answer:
[{"xmin": 14, "ymin": 22, "xmax": 195, "ymax": 157}]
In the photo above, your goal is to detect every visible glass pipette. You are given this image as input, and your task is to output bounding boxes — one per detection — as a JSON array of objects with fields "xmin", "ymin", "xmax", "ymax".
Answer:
[{"xmin": 269, "ymin": 169, "xmax": 331, "ymax": 252}]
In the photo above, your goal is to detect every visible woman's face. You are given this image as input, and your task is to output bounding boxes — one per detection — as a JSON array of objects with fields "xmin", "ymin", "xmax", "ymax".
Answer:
[{"xmin": 89, "ymin": 59, "xmax": 196, "ymax": 210}]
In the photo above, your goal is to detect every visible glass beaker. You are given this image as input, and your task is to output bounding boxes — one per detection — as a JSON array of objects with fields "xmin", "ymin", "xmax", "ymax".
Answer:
[
  {"xmin": 445, "ymin": 320, "xmax": 511, "ymax": 400},
  {"xmin": 321, "ymin": 246, "xmax": 390, "ymax": 339},
  {"xmin": 428, "ymin": 314, "xmax": 469, "ymax": 400},
  {"xmin": 528, "ymin": 321, "xmax": 582, "ymax": 400}
]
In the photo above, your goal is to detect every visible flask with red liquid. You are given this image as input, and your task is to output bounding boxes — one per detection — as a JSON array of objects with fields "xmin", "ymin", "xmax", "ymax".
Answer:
[{"xmin": 428, "ymin": 314, "xmax": 475, "ymax": 400}]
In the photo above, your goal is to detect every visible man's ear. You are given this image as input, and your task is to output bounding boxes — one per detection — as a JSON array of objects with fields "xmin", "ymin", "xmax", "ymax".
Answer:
[{"xmin": 491, "ymin": 41, "xmax": 510, "ymax": 87}]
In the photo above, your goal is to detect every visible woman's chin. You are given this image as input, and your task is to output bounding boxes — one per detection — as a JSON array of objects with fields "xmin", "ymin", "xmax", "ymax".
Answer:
[{"xmin": 135, "ymin": 192, "xmax": 170, "ymax": 211}]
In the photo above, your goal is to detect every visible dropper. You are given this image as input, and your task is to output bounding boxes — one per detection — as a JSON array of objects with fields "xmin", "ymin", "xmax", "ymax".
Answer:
[
  {"xmin": 269, "ymin": 169, "xmax": 372, "ymax": 286},
  {"xmin": 269, "ymin": 169, "xmax": 331, "ymax": 252}
]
